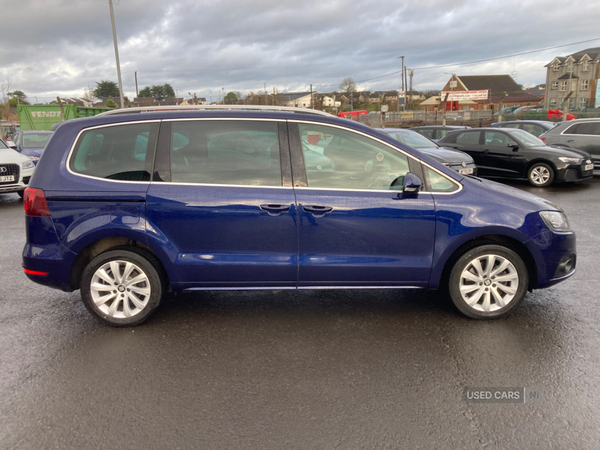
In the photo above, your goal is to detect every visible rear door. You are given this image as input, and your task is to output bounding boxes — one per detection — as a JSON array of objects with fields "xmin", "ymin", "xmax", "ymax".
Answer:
[
  {"xmin": 445, "ymin": 130, "xmax": 484, "ymax": 168},
  {"xmin": 289, "ymin": 121, "xmax": 437, "ymax": 287},
  {"xmin": 145, "ymin": 119, "xmax": 298, "ymax": 290},
  {"xmin": 565, "ymin": 121, "xmax": 600, "ymax": 165}
]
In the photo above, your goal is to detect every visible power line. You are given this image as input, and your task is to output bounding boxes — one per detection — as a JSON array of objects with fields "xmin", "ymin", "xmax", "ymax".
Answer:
[{"xmin": 315, "ymin": 36, "xmax": 600, "ymax": 89}]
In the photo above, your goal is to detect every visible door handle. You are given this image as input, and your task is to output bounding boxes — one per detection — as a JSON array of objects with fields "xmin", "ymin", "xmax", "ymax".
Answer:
[
  {"xmin": 259, "ymin": 204, "xmax": 291, "ymax": 215},
  {"xmin": 567, "ymin": 139, "xmax": 577, "ymax": 143},
  {"xmin": 483, "ymin": 149, "xmax": 490, "ymax": 153},
  {"xmin": 302, "ymin": 205, "xmax": 333, "ymax": 215}
]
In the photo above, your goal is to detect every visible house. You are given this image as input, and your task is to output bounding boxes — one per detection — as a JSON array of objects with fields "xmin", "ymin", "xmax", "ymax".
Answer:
[
  {"xmin": 544, "ymin": 47, "xmax": 600, "ymax": 110},
  {"xmin": 440, "ymin": 74, "xmax": 542, "ymax": 111},
  {"xmin": 281, "ymin": 92, "xmax": 315, "ymax": 108}
]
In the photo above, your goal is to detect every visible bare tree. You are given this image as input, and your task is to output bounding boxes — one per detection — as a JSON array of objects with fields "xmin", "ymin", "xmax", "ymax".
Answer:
[
  {"xmin": 1, "ymin": 78, "xmax": 13, "ymax": 120},
  {"xmin": 339, "ymin": 77, "xmax": 357, "ymax": 110}
]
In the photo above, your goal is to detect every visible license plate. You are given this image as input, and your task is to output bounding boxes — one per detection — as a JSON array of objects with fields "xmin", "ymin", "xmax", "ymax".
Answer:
[
  {"xmin": 584, "ymin": 164, "xmax": 593, "ymax": 171},
  {"xmin": 459, "ymin": 168, "xmax": 473, "ymax": 175},
  {"xmin": 0, "ymin": 175, "xmax": 15, "ymax": 182}
]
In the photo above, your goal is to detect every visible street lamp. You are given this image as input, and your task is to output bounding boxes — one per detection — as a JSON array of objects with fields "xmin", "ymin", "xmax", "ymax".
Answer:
[{"xmin": 108, "ymin": 0, "xmax": 124, "ymax": 108}]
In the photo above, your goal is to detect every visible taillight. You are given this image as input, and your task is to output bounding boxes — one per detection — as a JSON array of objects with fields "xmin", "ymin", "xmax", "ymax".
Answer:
[
  {"xmin": 23, "ymin": 188, "xmax": 51, "ymax": 216},
  {"xmin": 539, "ymin": 137, "xmax": 546, "ymax": 141}
]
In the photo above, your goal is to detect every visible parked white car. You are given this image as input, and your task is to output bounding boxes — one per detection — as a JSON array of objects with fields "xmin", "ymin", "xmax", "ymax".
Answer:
[{"xmin": 0, "ymin": 138, "xmax": 35, "ymax": 197}]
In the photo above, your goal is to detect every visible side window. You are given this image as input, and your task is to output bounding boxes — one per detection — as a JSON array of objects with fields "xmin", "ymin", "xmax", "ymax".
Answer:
[
  {"xmin": 297, "ymin": 124, "xmax": 410, "ymax": 191},
  {"xmin": 423, "ymin": 166, "xmax": 458, "ymax": 193},
  {"xmin": 456, "ymin": 131, "xmax": 480, "ymax": 145},
  {"xmin": 484, "ymin": 131, "xmax": 510, "ymax": 146},
  {"xmin": 418, "ymin": 129, "xmax": 434, "ymax": 139},
  {"xmin": 573, "ymin": 122, "xmax": 600, "ymax": 135},
  {"xmin": 170, "ymin": 121, "xmax": 281, "ymax": 187},
  {"xmin": 563, "ymin": 124, "xmax": 578, "ymax": 135},
  {"xmin": 436, "ymin": 129, "xmax": 450, "ymax": 139},
  {"xmin": 521, "ymin": 124, "xmax": 543, "ymax": 137},
  {"xmin": 70, "ymin": 123, "xmax": 157, "ymax": 181},
  {"xmin": 502, "ymin": 124, "xmax": 519, "ymax": 129}
]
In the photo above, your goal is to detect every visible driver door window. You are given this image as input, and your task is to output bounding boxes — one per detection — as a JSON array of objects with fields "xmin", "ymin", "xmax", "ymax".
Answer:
[{"xmin": 297, "ymin": 124, "xmax": 410, "ymax": 191}]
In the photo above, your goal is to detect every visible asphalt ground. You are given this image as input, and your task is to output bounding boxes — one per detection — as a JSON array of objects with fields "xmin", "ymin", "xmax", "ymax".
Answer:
[{"xmin": 0, "ymin": 176, "xmax": 599, "ymax": 450}]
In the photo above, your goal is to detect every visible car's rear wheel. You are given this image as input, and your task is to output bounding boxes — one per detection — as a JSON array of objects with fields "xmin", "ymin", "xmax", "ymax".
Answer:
[
  {"xmin": 81, "ymin": 249, "xmax": 163, "ymax": 326},
  {"xmin": 527, "ymin": 162, "xmax": 554, "ymax": 187},
  {"xmin": 448, "ymin": 245, "xmax": 528, "ymax": 319}
]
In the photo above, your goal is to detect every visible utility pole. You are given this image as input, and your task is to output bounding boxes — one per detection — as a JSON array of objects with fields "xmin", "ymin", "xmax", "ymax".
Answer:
[
  {"xmin": 408, "ymin": 69, "xmax": 414, "ymax": 111},
  {"xmin": 310, "ymin": 84, "xmax": 313, "ymax": 109},
  {"xmin": 108, "ymin": 0, "xmax": 124, "ymax": 109},
  {"xmin": 397, "ymin": 56, "xmax": 405, "ymax": 112},
  {"xmin": 440, "ymin": 93, "xmax": 449, "ymax": 126},
  {"xmin": 56, "ymin": 97, "xmax": 65, "ymax": 121},
  {"xmin": 404, "ymin": 66, "xmax": 408, "ymax": 111},
  {"xmin": 498, "ymin": 92, "xmax": 507, "ymax": 122},
  {"xmin": 134, "ymin": 72, "xmax": 139, "ymax": 98}
]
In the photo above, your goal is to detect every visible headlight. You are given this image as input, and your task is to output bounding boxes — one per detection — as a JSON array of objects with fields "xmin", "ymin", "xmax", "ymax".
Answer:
[
  {"xmin": 558, "ymin": 157, "xmax": 582, "ymax": 164},
  {"xmin": 22, "ymin": 160, "xmax": 35, "ymax": 169},
  {"xmin": 540, "ymin": 211, "xmax": 572, "ymax": 232},
  {"xmin": 27, "ymin": 155, "xmax": 40, "ymax": 161}
]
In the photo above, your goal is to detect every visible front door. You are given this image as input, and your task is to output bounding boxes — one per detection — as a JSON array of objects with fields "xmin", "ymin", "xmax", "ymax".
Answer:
[
  {"xmin": 483, "ymin": 130, "xmax": 525, "ymax": 177},
  {"xmin": 146, "ymin": 120, "xmax": 298, "ymax": 290},
  {"xmin": 289, "ymin": 122, "xmax": 436, "ymax": 287}
]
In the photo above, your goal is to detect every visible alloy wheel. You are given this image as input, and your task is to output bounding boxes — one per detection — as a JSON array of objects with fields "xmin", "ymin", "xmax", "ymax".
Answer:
[
  {"xmin": 90, "ymin": 260, "xmax": 151, "ymax": 318},
  {"xmin": 458, "ymin": 254, "xmax": 519, "ymax": 313}
]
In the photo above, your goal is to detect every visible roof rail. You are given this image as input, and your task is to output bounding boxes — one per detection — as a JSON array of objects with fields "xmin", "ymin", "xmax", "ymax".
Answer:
[{"xmin": 96, "ymin": 104, "xmax": 334, "ymax": 117}]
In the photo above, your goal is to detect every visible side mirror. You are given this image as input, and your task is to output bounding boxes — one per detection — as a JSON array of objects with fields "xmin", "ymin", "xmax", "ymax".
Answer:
[
  {"xmin": 508, "ymin": 143, "xmax": 519, "ymax": 151},
  {"xmin": 403, "ymin": 172, "xmax": 423, "ymax": 194}
]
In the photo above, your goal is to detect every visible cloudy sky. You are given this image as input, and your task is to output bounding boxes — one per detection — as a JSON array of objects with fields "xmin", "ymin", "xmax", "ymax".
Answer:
[{"xmin": 1, "ymin": 0, "xmax": 600, "ymax": 103}]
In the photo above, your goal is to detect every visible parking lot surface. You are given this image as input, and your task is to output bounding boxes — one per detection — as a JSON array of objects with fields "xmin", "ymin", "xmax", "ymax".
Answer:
[{"xmin": 1, "ymin": 177, "xmax": 599, "ymax": 449}]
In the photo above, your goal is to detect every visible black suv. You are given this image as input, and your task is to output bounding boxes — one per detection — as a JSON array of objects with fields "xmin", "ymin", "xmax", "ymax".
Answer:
[{"xmin": 438, "ymin": 127, "xmax": 593, "ymax": 187}]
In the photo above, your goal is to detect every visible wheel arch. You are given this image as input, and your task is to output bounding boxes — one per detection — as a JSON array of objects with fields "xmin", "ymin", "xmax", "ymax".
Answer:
[
  {"xmin": 69, "ymin": 237, "xmax": 170, "ymax": 292},
  {"xmin": 437, "ymin": 234, "xmax": 538, "ymax": 292}
]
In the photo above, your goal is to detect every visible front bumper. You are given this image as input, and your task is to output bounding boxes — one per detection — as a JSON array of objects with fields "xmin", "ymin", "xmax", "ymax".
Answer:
[
  {"xmin": 556, "ymin": 161, "xmax": 594, "ymax": 182},
  {"xmin": 528, "ymin": 228, "xmax": 576, "ymax": 289}
]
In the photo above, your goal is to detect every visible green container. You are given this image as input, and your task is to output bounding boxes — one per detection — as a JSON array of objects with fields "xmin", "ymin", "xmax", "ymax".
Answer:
[{"xmin": 17, "ymin": 104, "xmax": 113, "ymax": 130}]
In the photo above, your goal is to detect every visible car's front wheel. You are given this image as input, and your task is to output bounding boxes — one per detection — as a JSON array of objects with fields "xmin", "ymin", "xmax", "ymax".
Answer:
[
  {"xmin": 81, "ymin": 249, "xmax": 163, "ymax": 326},
  {"xmin": 527, "ymin": 162, "xmax": 554, "ymax": 187},
  {"xmin": 448, "ymin": 245, "xmax": 528, "ymax": 319}
]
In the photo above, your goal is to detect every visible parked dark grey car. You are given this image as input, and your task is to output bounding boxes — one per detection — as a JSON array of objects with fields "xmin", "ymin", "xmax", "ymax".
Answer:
[
  {"xmin": 438, "ymin": 127, "xmax": 593, "ymax": 187},
  {"xmin": 491, "ymin": 120, "xmax": 557, "ymax": 138},
  {"xmin": 377, "ymin": 128, "xmax": 477, "ymax": 175},
  {"xmin": 411, "ymin": 125, "xmax": 470, "ymax": 142},
  {"xmin": 539, "ymin": 119, "xmax": 600, "ymax": 170}
]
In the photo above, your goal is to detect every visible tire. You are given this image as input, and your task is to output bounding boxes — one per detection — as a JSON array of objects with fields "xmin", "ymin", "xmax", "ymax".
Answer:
[
  {"xmin": 80, "ymin": 249, "xmax": 163, "ymax": 326},
  {"xmin": 448, "ymin": 245, "xmax": 528, "ymax": 319},
  {"xmin": 527, "ymin": 162, "xmax": 554, "ymax": 187}
]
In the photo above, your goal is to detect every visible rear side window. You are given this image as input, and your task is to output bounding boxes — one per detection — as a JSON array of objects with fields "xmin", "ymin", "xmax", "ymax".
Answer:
[
  {"xmin": 565, "ymin": 122, "xmax": 600, "ymax": 135},
  {"xmin": 417, "ymin": 129, "xmax": 434, "ymax": 139},
  {"xmin": 169, "ymin": 121, "xmax": 282, "ymax": 186},
  {"xmin": 70, "ymin": 123, "xmax": 158, "ymax": 181},
  {"xmin": 456, "ymin": 131, "xmax": 480, "ymax": 144}
]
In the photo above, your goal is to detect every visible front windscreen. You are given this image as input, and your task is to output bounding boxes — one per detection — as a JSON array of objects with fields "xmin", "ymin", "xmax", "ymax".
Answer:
[{"xmin": 510, "ymin": 129, "xmax": 545, "ymax": 147}]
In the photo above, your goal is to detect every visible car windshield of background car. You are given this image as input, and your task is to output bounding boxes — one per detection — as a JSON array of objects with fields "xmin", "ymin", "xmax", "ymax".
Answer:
[{"xmin": 511, "ymin": 130, "xmax": 545, "ymax": 147}]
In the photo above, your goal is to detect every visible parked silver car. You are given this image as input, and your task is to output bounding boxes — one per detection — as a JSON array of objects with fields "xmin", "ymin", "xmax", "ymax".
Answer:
[{"xmin": 540, "ymin": 118, "xmax": 600, "ymax": 170}]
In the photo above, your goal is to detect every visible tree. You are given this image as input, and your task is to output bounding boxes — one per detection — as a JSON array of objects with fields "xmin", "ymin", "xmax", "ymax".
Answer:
[
  {"xmin": 93, "ymin": 80, "xmax": 120, "ymax": 99},
  {"xmin": 224, "ymin": 92, "xmax": 238, "ymax": 104},
  {"xmin": 138, "ymin": 86, "xmax": 152, "ymax": 98},
  {"xmin": 105, "ymin": 99, "xmax": 117, "ymax": 108},
  {"xmin": 139, "ymin": 84, "xmax": 177, "ymax": 101},
  {"xmin": 163, "ymin": 83, "xmax": 175, "ymax": 98},
  {"xmin": 8, "ymin": 90, "xmax": 28, "ymax": 105},
  {"xmin": 339, "ymin": 77, "xmax": 357, "ymax": 110}
]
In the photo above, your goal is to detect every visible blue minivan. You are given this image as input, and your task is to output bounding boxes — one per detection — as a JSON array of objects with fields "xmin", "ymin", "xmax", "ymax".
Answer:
[{"xmin": 22, "ymin": 106, "xmax": 576, "ymax": 326}]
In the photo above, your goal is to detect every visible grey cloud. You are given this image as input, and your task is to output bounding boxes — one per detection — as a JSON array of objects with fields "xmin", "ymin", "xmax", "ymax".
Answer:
[{"xmin": 0, "ymin": 0, "xmax": 599, "ymax": 102}]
